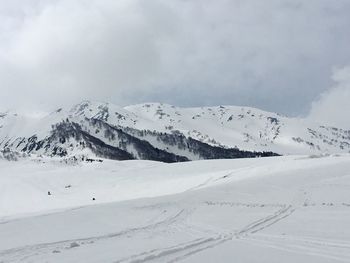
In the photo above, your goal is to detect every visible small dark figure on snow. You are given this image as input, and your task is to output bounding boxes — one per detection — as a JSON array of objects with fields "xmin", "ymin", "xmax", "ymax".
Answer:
[
  {"xmin": 48, "ymin": 191, "xmax": 51, "ymax": 195},
  {"xmin": 92, "ymin": 197, "xmax": 96, "ymax": 201}
]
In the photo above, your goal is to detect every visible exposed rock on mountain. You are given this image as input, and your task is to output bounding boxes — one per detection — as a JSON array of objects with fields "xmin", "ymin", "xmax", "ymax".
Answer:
[{"xmin": 0, "ymin": 101, "xmax": 349, "ymax": 162}]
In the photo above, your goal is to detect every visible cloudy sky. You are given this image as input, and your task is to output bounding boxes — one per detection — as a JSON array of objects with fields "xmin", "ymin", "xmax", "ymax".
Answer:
[{"xmin": 0, "ymin": 0, "xmax": 349, "ymax": 127}]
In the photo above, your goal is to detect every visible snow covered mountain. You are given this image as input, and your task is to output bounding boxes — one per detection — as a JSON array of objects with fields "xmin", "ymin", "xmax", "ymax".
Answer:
[{"xmin": 0, "ymin": 101, "xmax": 349, "ymax": 162}]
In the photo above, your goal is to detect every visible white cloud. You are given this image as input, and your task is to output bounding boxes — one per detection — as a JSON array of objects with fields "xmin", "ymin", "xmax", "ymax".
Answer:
[{"xmin": 308, "ymin": 66, "xmax": 350, "ymax": 129}]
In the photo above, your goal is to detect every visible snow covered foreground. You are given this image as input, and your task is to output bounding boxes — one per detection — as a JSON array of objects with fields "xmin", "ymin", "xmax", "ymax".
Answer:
[{"xmin": 1, "ymin": 155, "xmax": 350, "ymax": 262}]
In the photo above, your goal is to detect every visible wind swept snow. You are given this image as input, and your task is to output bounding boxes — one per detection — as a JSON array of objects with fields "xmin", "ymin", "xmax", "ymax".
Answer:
[{"xmin": 1, "ymin": 155, "xmax": 350, "ymax": 262}]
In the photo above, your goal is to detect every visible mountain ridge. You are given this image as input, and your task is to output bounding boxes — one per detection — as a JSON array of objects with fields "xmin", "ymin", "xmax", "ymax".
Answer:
[{"xmin": 0, "ymin": 100, "xmax": 349, "ymax": 162}]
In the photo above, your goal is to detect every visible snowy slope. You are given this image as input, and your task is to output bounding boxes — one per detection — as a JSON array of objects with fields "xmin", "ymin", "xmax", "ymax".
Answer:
[
  {"xmin": 1, "ymin": 101, "xmax": 349, "ymax": 162},
  {"xmin": 1, "ymin": 155, "xmax": 350, "ymax": 262},
  {"xmin": 124, "ymin": 102, "xmax": 350, "ymax": 154}
]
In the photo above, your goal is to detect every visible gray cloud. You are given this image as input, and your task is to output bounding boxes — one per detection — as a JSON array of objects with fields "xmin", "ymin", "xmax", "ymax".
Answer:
[{"xmin": 0, "ymin": 0, "xmax": 349, "ymax": 117}]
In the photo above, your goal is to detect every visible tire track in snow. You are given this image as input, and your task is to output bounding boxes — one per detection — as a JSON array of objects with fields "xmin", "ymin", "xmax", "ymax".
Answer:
[
  {"xmin": 235, "ymin": 205, "xmax": 295, "ymax": 236},
  {"xmin": 241, "ymin": 234, "xmax": 350, "ymax": 262},
  {"xmin": 0, "ymin": 208, "xmax": 188, "ymax": 262},
  {"xmin": 111, "ymin": 205, "xmax": 295, "ymax": 263},
  {"xmin": 114, "ymin": 237, "xmax": 224, "ymax": 263},
  {"xmin": 167, "ymin": 205, "xmax": 295, "ymax": 263},
  {"xmin": 0, "ymin": 204, "xmax": 296, "ymax": 263}
]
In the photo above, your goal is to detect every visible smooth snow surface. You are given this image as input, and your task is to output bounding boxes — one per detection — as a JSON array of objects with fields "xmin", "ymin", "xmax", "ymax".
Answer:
[{"xmin": 1, "ymin": 155, "xmax": 350, "ymax": 262}]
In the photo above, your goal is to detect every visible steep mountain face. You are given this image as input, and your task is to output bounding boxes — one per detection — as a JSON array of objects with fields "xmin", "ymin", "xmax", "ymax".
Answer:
[{"xmin": 0, "ymin": 101, "xmax": 349, "ymax": 162}]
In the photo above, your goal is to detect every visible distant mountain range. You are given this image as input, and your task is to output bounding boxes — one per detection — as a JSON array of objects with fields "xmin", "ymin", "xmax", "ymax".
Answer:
[{"xmin": 0, "ymin": 101, "xmax": 349, "ymax": 162}]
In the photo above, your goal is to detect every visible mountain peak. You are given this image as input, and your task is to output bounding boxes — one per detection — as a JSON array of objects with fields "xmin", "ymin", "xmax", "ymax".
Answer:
[{"xmin": 0, "ymin": 101, "xmax": 349, "ymax": 162}]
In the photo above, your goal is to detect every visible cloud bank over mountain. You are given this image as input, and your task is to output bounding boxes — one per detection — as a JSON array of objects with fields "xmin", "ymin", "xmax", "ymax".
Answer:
[{"xmin": 0, "ymin": 0, "xmax": 349, "ymax": 123}]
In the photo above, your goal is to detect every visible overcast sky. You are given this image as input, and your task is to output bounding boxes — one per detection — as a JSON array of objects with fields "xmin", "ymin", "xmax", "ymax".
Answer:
[{"xmin": 0, "ymin": 0, "xmax": 349, "ymax": 127}]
